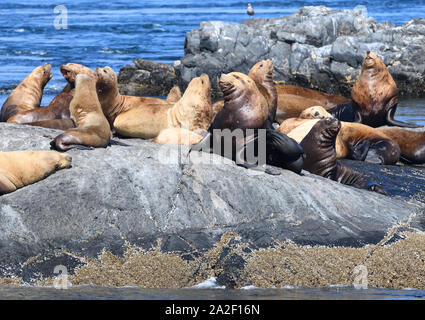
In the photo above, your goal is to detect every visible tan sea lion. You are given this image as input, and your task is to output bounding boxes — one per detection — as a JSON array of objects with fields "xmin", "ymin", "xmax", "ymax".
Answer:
[
  {"xmin": 0, "ymin": 151, "xmax": 71, "ymax": 195},
  {"xmin": 329, "ymin": 51, "xmax": 421, "ymax": 128},
  {"xmin": 248, "ymin": 59, "xmax": 277, "ymax": 128},
  {"xmin": 300, "ymin": 118, "xmax": 386, "ymax": 194},
  {"xmin": 299, "ymin": 106, "xmax": 332, "ymax": 119},
  {"xmin": 7, "ymin": 63, "xmax": 96, "ymax": 127},
  {"xmin": 50, "ymin": 74, "xmax": 112, "ymax": 151},
  {"xmin": 96, "ymin": 66, "xmax": 213, "ymax": 139},
  {"xmin": 275, "ymin": 84, "xmax": 350, "ymax": 122},
  {"xmin": 1, "ymin": 63, "xmax": 52, "ymax": 122}
]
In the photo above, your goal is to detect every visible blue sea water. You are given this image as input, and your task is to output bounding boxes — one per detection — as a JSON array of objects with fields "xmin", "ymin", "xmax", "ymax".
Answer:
[{"xmin": 0, "ymin": 1, "xmax": 424, "ymax": 299}]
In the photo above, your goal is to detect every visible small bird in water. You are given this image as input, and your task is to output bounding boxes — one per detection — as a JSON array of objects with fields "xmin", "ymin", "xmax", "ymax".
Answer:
[{"xmin": 247, "ymin": 3, "xmax": 254, "ymax": 17}]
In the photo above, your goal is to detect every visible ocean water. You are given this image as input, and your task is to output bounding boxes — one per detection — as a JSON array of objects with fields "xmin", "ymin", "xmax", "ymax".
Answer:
[{"xmin": 0, "ymin": 1, "xmax": 424, "ymax": 299}]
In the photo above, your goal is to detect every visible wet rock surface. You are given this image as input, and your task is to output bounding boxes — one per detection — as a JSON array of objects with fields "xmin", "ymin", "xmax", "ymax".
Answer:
[
  {"xmin": 0, "ymin": 123, "xmax": 424, "ymax": 288},
  {"xmin": 174, "ymin": 6, "xmax": 425, "ymax": 98}
]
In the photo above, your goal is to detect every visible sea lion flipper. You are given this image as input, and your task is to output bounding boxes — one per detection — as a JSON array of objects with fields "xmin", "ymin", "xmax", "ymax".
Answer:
[
  {"xmin": 386, "ymin": 107, "xmax": 423, "ymax": 128},
  {"xmin": 266, "ymin": 129, "xmax": 304, "ymax": 155},
  {"xmin": 367, "ymin": 184, "xmax": 387, "ymax": 196},
  {"xmin": 350, "ymin": 140, "xmax": 371, "ymax": 161}
]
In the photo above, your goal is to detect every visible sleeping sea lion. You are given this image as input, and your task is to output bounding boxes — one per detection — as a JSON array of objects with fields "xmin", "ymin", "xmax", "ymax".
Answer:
[
  {"xmin": 329, "ymin": 51, "xmax": 421, "ymax": 128},
  {"xmin": 0, "ymin": 151, "xmax": 71, "ymax": 195},
  {"xmin": 274, "ymin": 84, "xmax": 350, "ymax": 122},
  {"xmin": 50, "ymin": 74, "xmax": 112, "ymax": 151},
  {"xmin": 1, "ymin": 63, "xmax": 52, "ymax": 122},
  {"xmin": 299, "ymin": 118, "xmax": 386, "ymax": 194}
]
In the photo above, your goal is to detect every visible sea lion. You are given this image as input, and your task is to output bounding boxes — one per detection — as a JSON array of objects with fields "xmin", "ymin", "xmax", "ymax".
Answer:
[
  {"xmin": 191, "ymin": 72, "xmax": 304, "ymax": 174},
  {"xmin": 248, "ymin": 59, "xmax": 277, "ymax": 128},
  {"xmin": 153, "ymin": 128, "xmax": 203, "ymax": 146},
  {"xmin": 7, "ymin": 63, "xmax": 95, "ymax": 126},
  {"xmin": 376, "ymin": 127, "xmax": 425, "ymax": 164},
  {"xmin": 299, "ymin": 106, "xmax": 332, "ymax": 119},
  {"xmin": 329, "ymin": 51, "xmax": 421, "ymax": 128},
  {"xmin": 96, "ymin": 66, "xmax": 213, "ymax": 139},
  {"xmin": 0, "ymin": 151, "xmax": 71, "ymax": 195},
  {"xmin": 1, "ymin": 63, "xmax": 52, "ymax": 122},
  {"xmin": 280, "ymin": 118, "xmax": 400, "ymax": 165},
  {"xmin": 50, "ymin": 74, "xmax": 112, "ymax": 151},
  {"xmin": 300, "ymin": 118, "xmax": 386, "ymax": 194},
  {"xmin": 274, "ymin": 84, "xmax": 350, "ymax": 122},
  {"xmin": 27, "ymin": 119, "xmax": 76, "ymax": 130}
]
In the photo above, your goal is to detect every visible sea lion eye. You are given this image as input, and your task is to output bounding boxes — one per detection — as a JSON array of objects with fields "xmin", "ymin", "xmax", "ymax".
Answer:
[
  {"xmin": 260, "ymin": 64, "xmax": 263, "ymax": 68},
  {"xmin": 103, "ymin": 69, "xmax": 107, "ymax": 73},
  {"xmin": 314, "ymin": 112, "xmax": 319, "ymax": 116},
  {"xmin": 202, "ymin": 80, "xmax": 204, "ymax": 84}
]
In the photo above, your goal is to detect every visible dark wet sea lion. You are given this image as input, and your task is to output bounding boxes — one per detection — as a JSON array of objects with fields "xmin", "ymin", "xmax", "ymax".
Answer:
[
  {"xmin": 191, "ymin": 72, "xmax": 304, "ymax": 174},
  {"xmin": 329, "ymin": 51, "xmax": 421, "ymax": 128},
  {"xmin": 376, "ymin": 127, "xmax": 425, "ymax": 164},
  {"xmin": 1, "ymin": 63, "xmax": 52, "ymax": 122},
  {"xmin": 299, "ymin": 117, "xmax": 386, "ymax": 194},
  {"xmin": 50, "ymin": 74, "xmax": 112, "ymax": 151},
  {"xmin": 7, "ymin": 63, "xmax": 96, "ymax": 126}
]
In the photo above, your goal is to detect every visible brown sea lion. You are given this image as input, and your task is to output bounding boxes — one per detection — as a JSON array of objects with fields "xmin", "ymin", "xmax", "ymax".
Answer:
[
  {"xmin": 7, "ymin": 63, "xmax": 95, "ymax": 126},
  {"xmin": 191, "ymin": 72, "xmax": 305, "ymax": 174},
  {"xmin": 0, "ymin": 151, "xmax": 71, "ymax": 195},
  {"xmin": 96, "ymin": 66, "xmax": 213, "ymax": 139},
  {"xmin": 27, "ymin": 119, "xmax": 76, "ymax": 130},
  {"xmin": 153, "ymin": 128, "xmax": 203, "ymax": 146},
  {"xmin": 329, "ymin": 51, "xmax": 421, "ymax": 128},
  {"xmin": 376, "ymin": 127, "xmax": 425, "ymax": 164},
  {"xmin": 299, "ymin": 118, "xmax": 386, "ymax": 193},
  {"xmin": 1, "ymin": 63, "xmax": 52, "ymax": 122},
  {"xmin": 275, "ymin": 84, "xmax": 350, "ymax": 122},
  {"xmin": 280, "ymin": 118, "xmax": 400, "ymax": 165},
  {"xmin": 50, "ymin": 74, "xmax": 112, "ymax": 151},
  {"xmin": 248, "ymin": 59, "xmax": 277, "ymax": 128}
]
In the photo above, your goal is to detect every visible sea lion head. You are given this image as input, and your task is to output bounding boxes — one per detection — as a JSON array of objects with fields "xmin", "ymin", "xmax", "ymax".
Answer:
[
  {"xmin": 60, "ymin": 63, "xmax": 96, "ymax": 85},
  {"xmin": 248, "ymin": 59, "xmax": 274, "ymax": 84},
  {"xmin": 31, "ymin": 63, "xmax": 53, "ymax": 87},
  {"xmin": 95, "ymin": 66, "xmax": 117, "ymax": 94},
  {"xmin": 183, "ymin": 74, "xmax": 211, "ymax": 102},
  {"xmin": 219, "ymin": 72, "xmax": 257, "ymax": 102},
  {"xmin": 316, "ymin": 117, "xmax": 341, "ymax": 142},
  {"xmin": 362, "ymin": 51, "xmax": 386, "ymax": 71},
  {"xmin": 299, "ymin": 106, "xmax": 333, "ymax": 119}
]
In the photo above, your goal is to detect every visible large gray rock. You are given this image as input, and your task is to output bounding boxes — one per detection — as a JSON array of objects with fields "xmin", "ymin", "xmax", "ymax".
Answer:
[
  {"xmin": 0, "ymin": 123, "xmax": 424, "ymax": 286},
  {"xmin": 175, "ymin": 6, "xmax": 425, "ymax": 98}
]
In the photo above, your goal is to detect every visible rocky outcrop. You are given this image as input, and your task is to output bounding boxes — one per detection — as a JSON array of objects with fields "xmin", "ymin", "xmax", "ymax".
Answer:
[
  {"xmin": 174, "ymin": 6, "xmax": 425, "ymax": 98},
  {"xmin": 118, "ymin": 59, "xmax": 178, "ymax": 96},
  {"xmin": 0, "ymin": 123, "xmax": 424, "ymax": 288}
]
